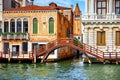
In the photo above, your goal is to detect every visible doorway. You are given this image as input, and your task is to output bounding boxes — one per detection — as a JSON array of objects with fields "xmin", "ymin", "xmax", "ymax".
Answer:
[{"xmin": 12, "ymin": 45, "xmax": 19, "ymax": 56}]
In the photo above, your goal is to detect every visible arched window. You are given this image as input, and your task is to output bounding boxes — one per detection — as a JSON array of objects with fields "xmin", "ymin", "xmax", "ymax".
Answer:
[
  {"xmin": 4, "ymin": 19, "xmax": 9, "ymax": 32},
  {"xmin": 23, "ymin": 18, "xmax": 28, "ymax": 33},
  {"xmin": 10, "ymin": 19, "xmax": 15, "ymax": 32},
  {"xmin": 33, "ymin": 18, "xmax": 38, "ymax": 34},
  {"xmin": 17, "ymin": 18, "xmax": 21, "ymax": 32},
  {"xmin": 49, "ymin": 17, "xmax": 54, "ymax": 34}
]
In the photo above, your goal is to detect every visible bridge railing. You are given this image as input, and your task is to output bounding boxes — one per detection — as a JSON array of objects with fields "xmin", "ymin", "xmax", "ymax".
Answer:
[
  {"xmin": 103, "ymin": 52, "xmax": 120, "ymax": 59},
  {"xmin": 0, "ymin": 51, "xmax": 33, "ymax": 59},
  {"xmin": 83, "ymin": 43, "xmax": 104, "ymax": 58}
]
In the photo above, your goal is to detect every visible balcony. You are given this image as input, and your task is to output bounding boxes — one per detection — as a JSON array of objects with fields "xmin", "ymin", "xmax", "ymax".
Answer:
[
  {"xmin": 2, "ymin": 32, "xmax": 29, "ymax": 40},
  {"xmin": 82, "ymin": 14, "xmax": 120, "ymax": 21}
]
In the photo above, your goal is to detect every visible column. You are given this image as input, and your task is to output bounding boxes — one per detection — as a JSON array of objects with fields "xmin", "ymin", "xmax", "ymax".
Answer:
[
  {"xmin": 107, "ymin": 0, "xmax": 109, "ymax": 14},
  {"xmin": 109, "ymin": 27, "xmax": 113, "ymax": 52},
  {"xmin": 15, "ymin": 19, "xmax": 17, "ymax": 32},
  {"xmin": 112, "ymin": 0, "xmax": 115, "ymax": 13},
  {"xmin": 8, "ymin": 20, "xmax": 10, "ymax": 32},
  {"xmin": 21, "ymin": 19, "xmax": 23, "ymax": 32},
  {"xmin": 109, "ymin": 0, "xmax": 112, "ymax": 14},
  {"xmin": 91, "ymin": 0, "xmax": 94, "ymax": 13},
  {"xmin": 94, "ymin": 0, "xmax": 96, "ymax": 14},
  {"xmin": 83, "ymin": 26, "xmax": 88, "ymax": 44},
  {"xmin": 85, "ymin": 0, "xmax": 88, "ymax": 14},
  {"xmin": 28, "ymin": 18, "xmax": 30, "ymax": 33},
  {"xmin": 90, "ymin": 27, "xmax": 94, "ymax": 46}
]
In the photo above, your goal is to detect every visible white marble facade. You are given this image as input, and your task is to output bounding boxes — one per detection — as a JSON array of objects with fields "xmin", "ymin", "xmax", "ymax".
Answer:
[{"xmin": 82, "ymin": 0, "xmax": 120, "ymax": 52}]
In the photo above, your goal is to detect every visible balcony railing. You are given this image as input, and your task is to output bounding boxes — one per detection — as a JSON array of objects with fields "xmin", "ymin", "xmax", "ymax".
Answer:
[
  {"xmin": 2, "ymin": 32, "xmax": 29, "ymax": 40},
  {"xmin": 82, "ymin": 14, "xmax": 120, "ymax": 21}
]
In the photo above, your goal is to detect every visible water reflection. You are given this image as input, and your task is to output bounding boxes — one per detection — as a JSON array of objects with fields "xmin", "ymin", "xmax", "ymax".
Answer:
[{"xmin": 0, "ymin": 58, "xmax": 120, "ymax": 80}]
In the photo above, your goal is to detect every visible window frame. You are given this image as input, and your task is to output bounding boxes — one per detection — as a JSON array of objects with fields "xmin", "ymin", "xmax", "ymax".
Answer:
[
  {"xmin": 49, "ymin": 17, "xmax": 54, "ymax": 34},
  {"xmin": 23, "ymin": 18, "xmax": 28, "ymax": 33},
  {"xmin": 116, "ymin": 31, "xmax": 120, "ymax": 46},
  {"xmin": 33, "ymin": 18, "xmax": 38, "ymax": 34},
  {"xmin": 115, "ymin": 0, "xmax": 120, "ymax": 14},
  {"xmin": 10, "ymin": 19, "xmax": 15, "ymax": 32},
  {"xmin": 97, "ymin": 0, "xmax": 107, "ymax": 15},
  {"xmin": 4, "ymin": 21, "xmax": 9, "ymax": 32}
]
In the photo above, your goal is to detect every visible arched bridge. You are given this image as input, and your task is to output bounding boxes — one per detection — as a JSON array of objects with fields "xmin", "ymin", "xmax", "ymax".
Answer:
[{"xmin": 36, "ymin": 38, "xmax": 109, "ymax": 63}]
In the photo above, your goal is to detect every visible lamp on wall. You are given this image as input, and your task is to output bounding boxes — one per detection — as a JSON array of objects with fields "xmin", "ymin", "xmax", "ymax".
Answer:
[{"xmin": 43, "ymin": 22, "xmax": 46, "ymax": 24}]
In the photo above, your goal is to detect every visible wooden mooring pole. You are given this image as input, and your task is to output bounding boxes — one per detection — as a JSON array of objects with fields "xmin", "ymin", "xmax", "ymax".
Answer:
[{"xmin": 34, "ymin": 46, "xmax": 37, "ymax": 64}]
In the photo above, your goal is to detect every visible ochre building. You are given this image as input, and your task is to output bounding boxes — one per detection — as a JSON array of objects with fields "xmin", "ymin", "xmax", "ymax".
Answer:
[{"xmin": 2, "ymin": 2, "xmax": 75, "ymax": 60}]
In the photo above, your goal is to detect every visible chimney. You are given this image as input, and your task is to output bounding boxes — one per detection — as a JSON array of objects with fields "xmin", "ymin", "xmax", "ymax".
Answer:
[
  {"xmin": 31, "ymin": 0, "xmax": 34, "ymax": 5},
  {"xmin": 71, "ymin": 4, "xmax": 73, "ymax": 11}
]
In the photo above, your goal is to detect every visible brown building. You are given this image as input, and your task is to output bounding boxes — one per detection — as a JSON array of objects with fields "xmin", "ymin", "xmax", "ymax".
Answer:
[
  {"xmin": 1, "ymin": 2, "xmax": 74, "ymax": 60},
  {"xmin": 73, "ymin": 3, "xmax": 82, "ymax": 41}
]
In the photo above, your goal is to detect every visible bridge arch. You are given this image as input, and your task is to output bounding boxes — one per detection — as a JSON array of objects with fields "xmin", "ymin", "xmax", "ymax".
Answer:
[
  {"xmin": 36, "ymin": 38, "xmax": 104, "ymax": 63},
  {"xmin": 40, "ymin": 44, "xmax": 84, "ymax": 62}
]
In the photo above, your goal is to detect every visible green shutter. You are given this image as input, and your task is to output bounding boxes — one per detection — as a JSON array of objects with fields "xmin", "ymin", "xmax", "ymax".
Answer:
[
  {"xmin": 33, "ymin": 22, "xmax": 38, "ymax": 34},
  {"xmin": 49, "ymin": 21, "xmax": 54, "ymax": 34}
]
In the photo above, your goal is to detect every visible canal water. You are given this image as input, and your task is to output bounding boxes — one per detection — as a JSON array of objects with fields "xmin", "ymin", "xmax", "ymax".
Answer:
[{"xmin": 0, "ymin": 58, "xmax": 120, "ymax": 80}]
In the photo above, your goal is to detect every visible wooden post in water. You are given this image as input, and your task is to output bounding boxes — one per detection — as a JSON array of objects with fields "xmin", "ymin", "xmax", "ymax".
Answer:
[
  {"xmin": 34, "ymin": 46, "xmax": 37, "ymax": 63},
  {"xmin": 8, "ymin": 48, "xmax": 10, "ymax": 62}
]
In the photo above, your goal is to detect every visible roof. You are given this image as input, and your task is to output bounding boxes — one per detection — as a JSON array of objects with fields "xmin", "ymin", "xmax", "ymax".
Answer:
[
  {"xmin": 74, "ymin": 3, "xmax": 81, "ymax": 16},
  {"xmin": 4, "ymin": 5, "xmax": 57, "ymax": 11},
  {"xmin": 4, "ymin": 4, "xmax": 71, "ymax": 11}
]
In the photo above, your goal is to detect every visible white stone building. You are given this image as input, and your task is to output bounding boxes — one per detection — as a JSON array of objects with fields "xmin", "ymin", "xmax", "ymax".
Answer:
[
  {"xmin": 3, "ymin": 0, "xmax": 33, "ymax": 10},
  {"xmin": 82, "ymin": 0, "xmax": 120, "ymax": 52}
]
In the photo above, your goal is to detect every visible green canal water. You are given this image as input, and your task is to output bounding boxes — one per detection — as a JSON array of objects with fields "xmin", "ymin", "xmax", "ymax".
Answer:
[{"xmin": 0, "ymin": 58, "xmax": 120, "ymax": 80}]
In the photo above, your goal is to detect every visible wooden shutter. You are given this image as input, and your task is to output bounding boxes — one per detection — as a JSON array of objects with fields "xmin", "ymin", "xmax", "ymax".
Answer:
[
  {"xmin": 116, "ymin": 31, "xmax": 120, "ymax": 46},
  {"xmin": 22, "ymin": 42, "xmax": 28, "ymax": 53}
]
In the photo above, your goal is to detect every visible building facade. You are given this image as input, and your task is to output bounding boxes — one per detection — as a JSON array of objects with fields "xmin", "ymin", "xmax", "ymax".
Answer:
[
  {"xmin": 3, "ymin": 0, "xmax": 33, "ymax": 10},
  {"xmin": 2, "ymin": 3, "xmax": 74, "ymax": 60},
  {"xmin": 82, "ymin": 0, "xmax": 120, "ymax": 52},
  {"xmin": 0, "ymin": 0, "xmax": 34, "ymax": 52}
]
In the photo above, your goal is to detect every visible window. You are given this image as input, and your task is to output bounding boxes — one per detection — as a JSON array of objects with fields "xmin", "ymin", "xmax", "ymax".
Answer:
[
  {"xmin": 22, "ymin": 42, "xmax": 28, "ymax": 54},
  {"xmin": 115, "ymin": 0, "xmax": 120, "ymax": 14},
  {"xmin": 23, "ymin": 18, "xmax": 28, "ymax": 33},
  {"xmin": 11, "ymin": 0, "xmax": 16, "ymax": 8},
  {"xmin": 116, "ymin": 31, "xmax": 120, "ymax": 46},
  {"xmin": 17, "ymin": 19, "xmax": 21, "ymax": 32},
  {"xmin": 4, "ymin": 42, "xmax": 9, "ymax": 54},
  {"xmin": 33, "ymin": 18, "xmax": 38, "ymax": 34},
  {"xmin": 97, "ymin": 0, "xmax": 107, "ymax": 15},
  {"xmin": 4, "ymin": 21, "xmax": 9, "ymax": 32},
  {"xmin": 97, "ymin": 31, "xmax": 106, "ymax": 46},
  {"xmin": 10, "ymin": 19, "xmax": 15, "ymax": 32},
  {"xmin": 66, "ymin": 27, "xmax": 70, "ymax": 37},
  {"xmin": 49, "ymin": 17, "xmax": 54, "ymax": 34}
]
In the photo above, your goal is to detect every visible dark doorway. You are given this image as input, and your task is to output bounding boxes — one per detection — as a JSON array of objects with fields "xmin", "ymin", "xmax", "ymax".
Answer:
[
  {"xmin": 32, "ymin": 43, "xmax": 38, "ymax": 52},
  {"xmin": 4, "ymin": 42, "xmax": 9, "ymax": 54}
]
